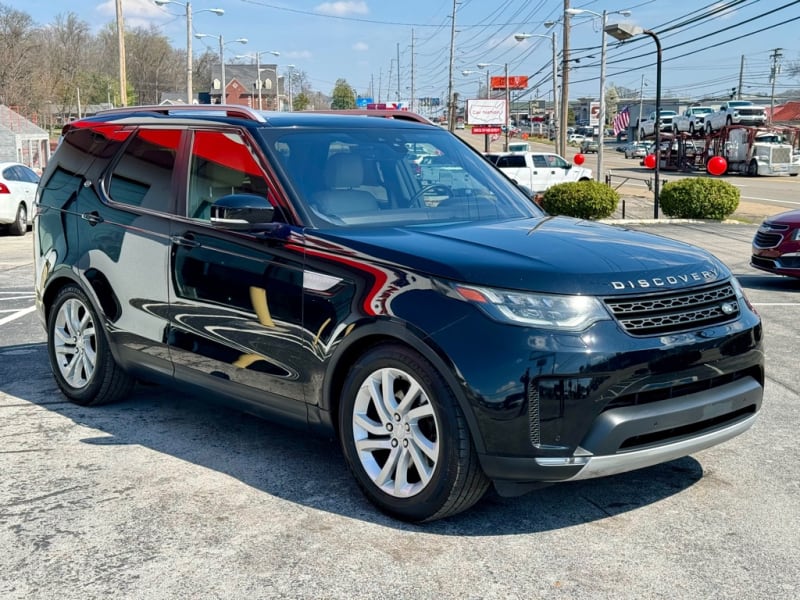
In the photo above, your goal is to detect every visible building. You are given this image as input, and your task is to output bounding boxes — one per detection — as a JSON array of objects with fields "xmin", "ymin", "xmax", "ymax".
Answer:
[
  {"xmin": 202, "ymin": 63, "xmax": 284, "ymax": 109},
  {"xmin": 0, "ymin": 105, "xmax": 50, "ymax": 170}
]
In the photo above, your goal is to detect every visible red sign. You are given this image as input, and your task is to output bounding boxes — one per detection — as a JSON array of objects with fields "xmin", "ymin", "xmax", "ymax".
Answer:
[
  {"xmin": 472, "ymin": 126, "xmax": 502, "ymax": 134},
  {"xmin": 490, "ymin": 75, "xmax": 528, "ymax": 91}
]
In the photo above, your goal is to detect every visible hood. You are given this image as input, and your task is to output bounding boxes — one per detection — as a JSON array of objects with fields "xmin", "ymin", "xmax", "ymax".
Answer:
[{"xmin": 311, "ymin": 217, "xmax": 729, "ymax": 296}]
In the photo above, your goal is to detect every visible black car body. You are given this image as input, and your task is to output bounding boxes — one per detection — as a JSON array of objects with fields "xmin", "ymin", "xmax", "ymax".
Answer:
[{"xmin": 34, "ymin": 105, "xmax": 764, "ymax": 522}]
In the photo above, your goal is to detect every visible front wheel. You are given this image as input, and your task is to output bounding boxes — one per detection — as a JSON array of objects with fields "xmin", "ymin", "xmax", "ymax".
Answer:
[
  {"xmin": 47, "ymin": 284, "xmax": 135, "ymax": 406},
  {"xmin": 338, "ymin": 344, "xmax": 489, "ymax": 522},
  {"xmin": 747, "ymin": 159, "xmax": 758, "ymax": 177}
]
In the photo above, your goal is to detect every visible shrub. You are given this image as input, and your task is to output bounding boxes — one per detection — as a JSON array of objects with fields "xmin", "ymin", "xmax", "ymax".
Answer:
[
  {"xmin": 659, "ymin": 177, "xmax": 739, "ymax": 220},
  {"xmin": 540, "ymin": 180, "xmax": 619, "ymax": 220}
]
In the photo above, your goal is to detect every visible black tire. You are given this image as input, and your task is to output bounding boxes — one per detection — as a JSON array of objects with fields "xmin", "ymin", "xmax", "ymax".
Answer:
[
  {"xmin": 706, "ymin": 123, "xmax": 713, "ymax": 135},
  {"xmin": 47, "ymin": 284, "xmax": 135, "ymax": 406},
  {"xmin": 338, "ymin": 343, "xmax": 489, "ymax": 522},
  {"xmin": 689, "ymin": 123, "xmax": 695, "ymax": 135},
  {"xmin": 9, "ymin": 203, "xmax": 26, "ymax": 236},
  {"xmin": 747, "ymin": 159, "xmax": 758, "ymax": 177}
]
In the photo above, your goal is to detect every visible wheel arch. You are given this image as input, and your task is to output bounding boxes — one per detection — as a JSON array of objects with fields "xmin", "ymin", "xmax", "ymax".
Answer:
[
  {"xmin": 40, "ymin": 269, "xmax": 121, "ymax": 335},
  {"xmin": 313, "ymin": 320, "xmax": 488, "ymax": 454}
]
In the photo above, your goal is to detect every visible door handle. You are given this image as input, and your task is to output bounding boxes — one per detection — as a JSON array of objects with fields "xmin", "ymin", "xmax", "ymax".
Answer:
[
  {"xmin": 80, "ymin": 211, "xmax": 104, "ymax": 226},
  {"xmin": 171, "ymin": 234, "xmax": 200, "ymax": 249}
]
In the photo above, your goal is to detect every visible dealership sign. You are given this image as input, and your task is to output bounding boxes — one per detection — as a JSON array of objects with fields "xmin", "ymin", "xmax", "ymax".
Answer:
[
  {"xmin": 472, "ymin": 126, "xmax": 502, "ymax": 134},
  {"xmin": 466, "ymin": 99, "xmax": 506, "ymax": 126},
  {"xmin": 490, "ymin": 75, "xmax": 528, "ymax": 90}
]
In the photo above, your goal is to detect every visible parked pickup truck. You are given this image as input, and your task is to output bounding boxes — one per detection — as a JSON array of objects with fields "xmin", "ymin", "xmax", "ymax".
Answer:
[
  {"xmin": 705, "ymin": 101, "xmax": 767, "ymax": 133},
  {"xmin": 639, "ymin": 110, "xmax": 678, "ymax": 138},
  {"xmin": 484, "ymin": 151, "xmax": 592, "ymax": 193},
  {"xmin": 673, "ymin": 106, "xmax": 714, "ymax": 135}
]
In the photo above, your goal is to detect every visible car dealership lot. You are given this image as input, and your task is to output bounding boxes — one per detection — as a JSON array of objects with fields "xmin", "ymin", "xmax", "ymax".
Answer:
[{"xmin": 1, "ymin": 224, "xmax": 798, "ymax": 599}]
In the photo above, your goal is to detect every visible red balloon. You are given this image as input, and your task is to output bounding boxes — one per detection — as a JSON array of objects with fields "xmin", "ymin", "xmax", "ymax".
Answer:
[
  {"xmin": 573, "ymin": 153, "xmax": 585, "ymax": 165},
  {"xmin": 707, "ymin": 155, "xmax": 728, "ymax": 176},
  {"xmin": 643, "ymin": 153, "xmax": 656, "ymax": 169}
]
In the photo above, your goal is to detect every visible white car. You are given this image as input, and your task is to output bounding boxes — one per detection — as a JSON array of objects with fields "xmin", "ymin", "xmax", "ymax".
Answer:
[
  {"xmin": 0, "ymin": 162, "xmax": 39, "ymax": 236},
  {"xmin": 485, "ymin": 151, "xmax": 592, "ymax": 193}
]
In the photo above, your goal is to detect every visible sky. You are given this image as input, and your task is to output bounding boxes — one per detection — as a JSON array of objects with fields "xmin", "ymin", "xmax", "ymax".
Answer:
[{"xmin": 6, "ymin": 0, "xmax": 800, "ymax": 111}]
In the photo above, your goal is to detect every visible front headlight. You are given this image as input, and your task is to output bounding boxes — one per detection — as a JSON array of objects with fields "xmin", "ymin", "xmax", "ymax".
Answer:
[{"xmin": 451, "ymin": 284, "xmax": 611, "ymax": 330}]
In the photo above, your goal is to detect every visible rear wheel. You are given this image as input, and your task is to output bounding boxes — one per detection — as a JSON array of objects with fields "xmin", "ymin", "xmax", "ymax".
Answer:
[
  {"xmin": 8, "ymin": 203, "xmax": 26, "ymax": 236},
  {"xmin": 338, "ymin": 344, "xmax": 489, "ymax": 522},
  {"xmin": 47, "ymin": 284, "xmax": 135, "ymax": 406}
]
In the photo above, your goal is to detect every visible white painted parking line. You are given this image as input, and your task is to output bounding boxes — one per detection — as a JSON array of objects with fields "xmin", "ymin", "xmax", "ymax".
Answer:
[{"xmin": 0, "ymin": 306, "xmax": 35, "ymax": 326}]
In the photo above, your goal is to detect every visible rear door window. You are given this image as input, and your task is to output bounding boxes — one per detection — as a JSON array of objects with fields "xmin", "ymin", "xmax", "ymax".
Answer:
[{"xmin": 107, "ymin": 128, "xmax": 181, "ymax": 212}]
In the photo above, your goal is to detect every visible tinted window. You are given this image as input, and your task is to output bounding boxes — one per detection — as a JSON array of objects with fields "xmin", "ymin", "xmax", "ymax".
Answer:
[
  {"xmin": 18, "ymin": 165, "xmax": 40, "ymax": 183},
  {"xmin": 107, "ymin": 128, "xmax": 180, "ymax": 211},
  {"xmin": 496, "ymin": 155, "xmax": 527, "ymax": 168},
  {"xmin": 187, "ymin": 130, "xmax": 270, "ymax": 221}
]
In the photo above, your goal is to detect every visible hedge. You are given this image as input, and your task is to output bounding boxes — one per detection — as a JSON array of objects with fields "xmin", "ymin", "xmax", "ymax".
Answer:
[
  {"xmin": 540, "ymin": 180, "xmax": 619, "ymax": 220},
  {"xmin": 659, "ymin": 177, "xmax": 739, "ymax": 220}
]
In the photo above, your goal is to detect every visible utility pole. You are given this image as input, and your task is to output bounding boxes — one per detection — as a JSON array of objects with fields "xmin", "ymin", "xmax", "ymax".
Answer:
[
  {"xmin": 410, "ymin": 29, "xmax": 415, "ymax": 113},
  {"xmin": 115, "ymin": 0, "xmax": 127, "ymax": 106},
  {"xmin": 737, "ymin": 55, "xmax": 745, "ymax": 100},
  {"xmin": 769, "ymin": 48, "xmax": 783, "ymax": 124},
  {"xmin": 446, "ymin": 0, "xmax": 457, "ymax": 131},
  {"xmin": 560, "ymin": 0, "xmax": 571, "ymax": 159},
  {"xmin": 396, "ymin": 42, "xmax": 401, "ymax": 103}
]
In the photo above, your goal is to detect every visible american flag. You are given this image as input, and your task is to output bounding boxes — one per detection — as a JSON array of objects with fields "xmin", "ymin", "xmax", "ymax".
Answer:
[{"xmin": 613, "ymin": 106, "xmax": 630, "ymax": 136}]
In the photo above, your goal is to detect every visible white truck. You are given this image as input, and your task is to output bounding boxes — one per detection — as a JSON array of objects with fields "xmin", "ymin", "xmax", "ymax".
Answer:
[
  {"xmin": 705, "ymin": 101, "xmax": 767, "ymax": 133},
  {"xmin": 706, "ymin": 125, "xmax": 799, "ymax": 176},
  {"xmin": 485, "ymin": 151, "xmax": 593, "ymax": 193},
  {"xmin": 672, "ymin": 106, "xmax": 714, "ymax": 135},
  {"xmin": 639, "ymin": 110, "xmax": 678, "ymax": 138}
]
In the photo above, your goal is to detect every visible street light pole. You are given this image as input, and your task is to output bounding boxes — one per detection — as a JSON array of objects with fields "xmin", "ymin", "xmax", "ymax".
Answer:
[
  {"xmin": 196, "ymin": 33, "xmax": 247, "ymax": 103},
  {"xmin": 513, "ymin": 31, "xmax": 559, "ymax": 155},
  {"xmin": 154, "ymin": 1, "xmax": 223, "ymax": 103},
  {"xmin": 237, "ymin": 51, "xmax": 279, "ymax": 110},
  {"xmin": 605, "ymin": 21, "xmax": 662, "ymax": 218},
  {"xmin": 565, "ymin": 8, "xmax": 631, "ymax": 182}
]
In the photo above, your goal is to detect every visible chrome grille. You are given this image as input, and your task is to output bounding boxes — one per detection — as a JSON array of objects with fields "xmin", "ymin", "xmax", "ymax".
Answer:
[
  {"xmin": 753, "ymin": 231, "xmax": 783, "ymax": 248},
  {"xmin": 604, "ymin": 282, "xmax": 739, "ymax": 336}
]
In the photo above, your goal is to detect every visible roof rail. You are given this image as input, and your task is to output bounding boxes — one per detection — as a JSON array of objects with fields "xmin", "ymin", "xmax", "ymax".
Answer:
[{"xmin": 95, "ymin": 104, "xmax": 267, "ymax": 123}]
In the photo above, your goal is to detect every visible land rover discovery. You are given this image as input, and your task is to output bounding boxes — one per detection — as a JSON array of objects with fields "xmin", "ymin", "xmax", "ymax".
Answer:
[{"xmin": 34, "ymin": 105, "xmax": 764, "ymax": 522}]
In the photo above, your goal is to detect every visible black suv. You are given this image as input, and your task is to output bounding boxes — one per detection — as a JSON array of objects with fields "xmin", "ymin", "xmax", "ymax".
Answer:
[{"xmin": 34, "ymin": 105, "xmax": 764, "ymax": 522}]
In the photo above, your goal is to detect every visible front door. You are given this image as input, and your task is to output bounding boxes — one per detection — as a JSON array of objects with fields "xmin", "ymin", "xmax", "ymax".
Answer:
[{"xmin": 167, "ymin": 129, "xmax": 308, "ymax": 419}]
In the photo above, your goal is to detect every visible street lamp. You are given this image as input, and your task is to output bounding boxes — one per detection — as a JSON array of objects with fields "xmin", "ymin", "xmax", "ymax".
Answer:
[
  {"xmin": 513, "ymin": 31, "xmax": 558, "ymax": 155},
  {"xmin": 564, "ymin": 8, "xmax": 631, "ymax": 182},
  {"xmin": 153, "ymin": 1, "xmax": 223, "ymax": 103},
  {"xmin": 236, "ymin": 51, "xmax": 279, "ymax": 110},
  {"xmin": 195, "ymin": 33, "xmax": 247, "ymax": 104},
  {"xmin": 605, "ymin": 21, "xmax": 662, "ymax": 219},
  {"xmin": 477, "ymin": 62, "xmax": 509, "ymax": 151},
  {"xmin": 285, "ymin": 64, "xmax": 296, "ymax": 111}
]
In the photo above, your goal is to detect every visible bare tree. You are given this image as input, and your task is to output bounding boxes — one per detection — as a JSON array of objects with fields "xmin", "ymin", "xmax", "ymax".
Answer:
[{"xmin": 0, "ymin": 4, "xmax": 37, "ymax": 109}]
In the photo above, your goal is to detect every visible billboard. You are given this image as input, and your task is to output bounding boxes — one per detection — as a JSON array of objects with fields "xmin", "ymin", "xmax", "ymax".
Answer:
[
  {"xmin": 490, "ymin": 75, "xmax": 528, "ymax": 90},
  {"xmin": 589, "ymin": 101, "xmax": 601, "ymax": 126},
  {"xmin": 466, "ymin": 99, "xmax": 506, "ymax": 125}
]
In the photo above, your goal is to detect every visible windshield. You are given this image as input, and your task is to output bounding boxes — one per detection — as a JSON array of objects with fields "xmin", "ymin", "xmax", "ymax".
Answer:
[{"xmin": 259, "ymin": 126, "xmax": 543, "ymax": 228}]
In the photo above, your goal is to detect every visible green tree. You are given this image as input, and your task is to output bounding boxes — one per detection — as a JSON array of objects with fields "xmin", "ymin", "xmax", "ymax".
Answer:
[
  {"xmin": 293, "ymin": 91, "xmax": 310, "ymax": 111},
  {"xmin": 330, "ymin": 78, "xmax": 355, "ymax": 109}
]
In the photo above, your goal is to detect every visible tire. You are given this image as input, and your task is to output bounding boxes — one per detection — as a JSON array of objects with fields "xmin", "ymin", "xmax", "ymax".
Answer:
[
  {"xmin": 747, "ymin": 159, "xmax": 758, "ymax": 177},
  {"xmin": 706, "ymin": 123, "xmax": 713, "ymax": 135},
  {"xmin": 726, "ymin": 116, "xmax": 732, "ymax": 127},
  {"xmin": 47, "ymin": 284, "xmax": 135, "ymax": 406},
  {"xmin": 338, "ymin": 343, "xmax": 489, "ymax": 522},
  {"xmin": 689, "ymin": 123, "xmax": 695, "ymax": 135},
  {"xmin": 8, "ymin": 203, "xmax": 26, "ymax": 236},
  {"xmin": 639, "ymin": 129, "xmax": 646, "ymax": 140}
]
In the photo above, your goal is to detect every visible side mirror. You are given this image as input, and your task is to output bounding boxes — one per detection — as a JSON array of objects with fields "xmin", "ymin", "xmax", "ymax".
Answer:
[{"xmin": 211, "ymin": 193, "xmax": 275, "ymax": 230}]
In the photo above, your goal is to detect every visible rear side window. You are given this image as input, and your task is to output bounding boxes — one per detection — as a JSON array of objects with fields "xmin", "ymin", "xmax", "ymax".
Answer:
[
  {"xmin": 107, "ymin": 128, "xmax": 181, "ymax": 211},
  {"xmin": 187, "ymin": 130, "xmax": 269, "ymax": 221},
  {"xmin": 496, "ymin": 155, "xmax": 526, "ymax": 168}
]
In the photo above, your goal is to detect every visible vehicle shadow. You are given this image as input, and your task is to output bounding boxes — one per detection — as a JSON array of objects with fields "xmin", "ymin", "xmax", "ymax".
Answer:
[
  {"xmin": 1, "ymin": 342, "xmax": 704, "ymax": 535},
  {"xmin": 736, "ymin": 273, "xmax": 800, "ymax": 292}
]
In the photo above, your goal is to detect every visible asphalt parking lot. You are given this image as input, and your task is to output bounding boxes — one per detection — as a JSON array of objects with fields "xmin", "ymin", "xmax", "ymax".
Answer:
[{"xmin": 1, "ymin": 222, "xmax": 798, "ymax": 599}]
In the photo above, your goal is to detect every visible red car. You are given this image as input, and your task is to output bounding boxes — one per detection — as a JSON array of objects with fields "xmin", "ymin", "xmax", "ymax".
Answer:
[{"xmin": 751, "ymin": 209, "xmax": 800, "ymax": 278}]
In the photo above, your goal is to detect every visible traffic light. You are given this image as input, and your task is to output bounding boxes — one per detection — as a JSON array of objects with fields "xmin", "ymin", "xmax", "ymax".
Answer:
[{"xmin": 730, "ymin": 87, "xmax": 736, "ymax": 99}]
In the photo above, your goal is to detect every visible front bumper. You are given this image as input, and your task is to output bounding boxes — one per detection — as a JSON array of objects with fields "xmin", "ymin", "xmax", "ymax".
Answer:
[{"xmin": 480, "ymin": 375, "xmax": 762, "ymax": 490}]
